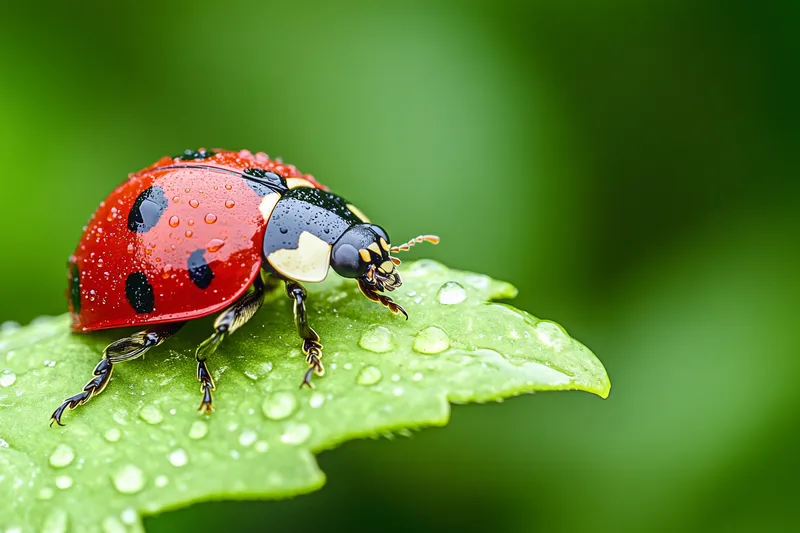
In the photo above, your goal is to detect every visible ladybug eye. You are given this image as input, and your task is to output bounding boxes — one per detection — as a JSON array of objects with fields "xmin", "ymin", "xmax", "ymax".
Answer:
[{"xmin": 330, "ymin": 243, "xmax": 366, "ymax": 278}]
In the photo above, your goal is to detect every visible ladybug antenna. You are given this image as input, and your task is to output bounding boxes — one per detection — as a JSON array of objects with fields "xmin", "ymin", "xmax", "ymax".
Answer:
[{"xmin": 390, "ymin": 235, "xmax": 440, "ymax": 253}]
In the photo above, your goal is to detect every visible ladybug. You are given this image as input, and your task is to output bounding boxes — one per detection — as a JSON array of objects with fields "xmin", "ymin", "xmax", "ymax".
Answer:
[{"xmin": 51, "ymin": 149, "xmax": 438, "ymax": 426}]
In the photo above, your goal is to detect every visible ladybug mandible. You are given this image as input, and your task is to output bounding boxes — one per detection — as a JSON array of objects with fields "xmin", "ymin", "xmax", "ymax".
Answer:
[{"xmin": 52, "ymin": 149, "xmax": 438, "ymax": 426}]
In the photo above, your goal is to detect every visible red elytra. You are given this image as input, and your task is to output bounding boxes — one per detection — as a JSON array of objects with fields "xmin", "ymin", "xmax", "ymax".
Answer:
[{"xmin": 68, "ymin": 149, "xmax": 326, "ymax": 332}]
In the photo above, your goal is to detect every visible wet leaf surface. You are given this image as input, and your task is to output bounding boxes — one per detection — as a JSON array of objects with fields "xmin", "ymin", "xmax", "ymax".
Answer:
[{"xmin": 0, "ymin": 260, "xmax": 610, "ymax": 532}]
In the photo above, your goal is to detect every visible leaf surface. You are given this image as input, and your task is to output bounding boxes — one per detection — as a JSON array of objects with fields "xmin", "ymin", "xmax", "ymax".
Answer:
[{"xmin": 0, "ymin": 260, "xmax": 610, "ymax": 532}]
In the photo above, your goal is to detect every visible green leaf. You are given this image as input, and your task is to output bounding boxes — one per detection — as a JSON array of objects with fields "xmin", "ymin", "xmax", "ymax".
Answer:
[{"xmin": 0, "ymin": 260, "xmax": 610, "ymax": 531}]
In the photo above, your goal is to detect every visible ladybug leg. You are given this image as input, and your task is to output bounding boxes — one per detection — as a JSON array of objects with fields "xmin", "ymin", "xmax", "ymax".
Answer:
[
  {"xmin": 357, "ymin": 279, "xmax": 408, "ymax": 320},
  {"xmin": 195, "ymin": 275, "xmax": 271, "ymax": 414},
  {"xmin": 285, "ymin": 281, "xmax": 324, "ymax": 389},
  {"xmin": 49, "ymin": 323, "xmax": 183, "ymax": 426}
]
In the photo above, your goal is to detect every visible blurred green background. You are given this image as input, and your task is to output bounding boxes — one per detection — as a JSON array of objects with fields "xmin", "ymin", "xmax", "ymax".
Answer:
[{"xmin": 1, "ymin": 0, "xmax": 798, "ymax": 531}]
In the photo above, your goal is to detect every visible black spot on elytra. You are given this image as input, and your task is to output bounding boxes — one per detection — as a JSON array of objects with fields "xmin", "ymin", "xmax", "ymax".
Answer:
[
  {"xmin": 68, "ymin": 262, "xmax": 81, "ymax": 314},
  {"xmin": 188, "ymin": 250, "xmax": 214, "ymax": 289},
  {"xmin": 174, "ymin": 148, "xmax": 216, "ymax": 160},
  {"xmin": 242, "ymin": 168, "xmax": 287, "ymax": 197},
  {"xmin": 128, "ymin": 186, "xmax": 169, "ymax": 233},
  {"xmin": 125, "ymin": 272, "xmax": 155, "ymax": 314}
]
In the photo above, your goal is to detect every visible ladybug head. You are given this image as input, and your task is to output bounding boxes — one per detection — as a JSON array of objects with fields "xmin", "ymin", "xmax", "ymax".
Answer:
[{"xmin": 331, "ymin": 224, "xmax": 439, "ymax": 292}]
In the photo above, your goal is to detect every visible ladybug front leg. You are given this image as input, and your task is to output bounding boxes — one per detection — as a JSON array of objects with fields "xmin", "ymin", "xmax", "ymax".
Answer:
[
  {"xmin": 194, "ymin": 275, "xmax": 273, "ymax": 414},
  {"xmin": 50, "ymin": 323, "xmax": 184, "ymax": 426},
  {"xmin": 285, "ymin": 281, "xmax": 325, "ymax": 389}
]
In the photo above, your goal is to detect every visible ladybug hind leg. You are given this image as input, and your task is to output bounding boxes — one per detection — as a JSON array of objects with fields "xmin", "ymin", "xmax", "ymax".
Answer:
[
  {"xmin": 285, "ymin": 281, "xmax": 325, "ymax": 389},
  {"xmin": 50, "ymin": 323, "xmax": 184, "ymax": 426},
  {"xmin": 194, "ymin": 275, "xmax": 273, "ymax": 414}
]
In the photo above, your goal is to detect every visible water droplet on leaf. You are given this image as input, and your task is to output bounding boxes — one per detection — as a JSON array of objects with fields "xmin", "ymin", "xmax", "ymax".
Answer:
[
  {"xmin": 189, "ymin": 420, "xmax": 208, "ymax": 440},
  {"xmin": 280, "ymin": 423, "xmax": 312, "ymax": 445},
  {"xmin": 437, "ymin": 281, "xmax": 467, "ymax": 305},
  {"xmin": 309, "ymin": 392, "xmax": 326, "ymax": 408},
  {"xmin": 138, "ymin": 404, "xmax": 163, "ymax": 424},
  {"xmin": 55, "ymin": 475, "xmax": 73, "ymax": 490},
  {"xmin": 356, "ymin": 366, "xmax": 383, "ymax": 386},
  {"xmin": 49, "ymin": 444, "xmax": 75, "ymax": 468},
  {"xmin": 413, "ymin": 327, "xmax": 451, "ymax": 355},
  {"xmin": 358, "ymin": 325, "xmax": 397, "ymax": 353},
  {"xmin": 262, "ymin": 391, "xmax": 298, "ymax": 420},
  {"xmin": 0, "ymin": 369, "xmax": 16, "ymax": 387},
  {"xmin": 113, "ymin": 464, "xmax": 145, "ymax": 494},
  {"xmin": 239, "ymin": 429, "xmax": 258, "ymax": 447},
  {"xmin": 168, "ymin": 449, "xmax": 188, "ymax": 467}
]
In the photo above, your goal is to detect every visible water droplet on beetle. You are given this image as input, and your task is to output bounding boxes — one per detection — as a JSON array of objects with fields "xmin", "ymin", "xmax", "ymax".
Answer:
[
  {"xmin": 437, "ymin": 282, "xmax": 467, "ymax": 305},
  {"xmin": 104, "ymin": 428, "xmax": 121, "ymax": 442},
  {"xmin": 206, "ymin": 239, "xmax": 225, "ymax": 253},
  {"xmin": 168, "ymin": 215, "xmax": 180, "ymax": 228},
  {"xmin": 113, "ymin": 464, "xmax": 145, "ymax": 494},
  {"xmin": 262, "ymin": 391, "xmax": 298, "ymax": 420},
  {"xmin": 279, "ymin": 227, "xmax": 288, "ymax": 234},
  {"xmin": 49, "ymin": 444, "xmax": 75, "ymax": 468},
  {"xmin": 413, "ymin": 327, "xmax": 451, "ymax": 355},
  {"xmin": 126, "ymin": 243, "xmax": 135, "ymax": 254},
  {"xmin": 185, "ymin": 230, "xmax": 194, "ymax": 238},
  {"xmin": 225, "ymin": 200, "xmax": 236, "ymax": 209},
  {"xmin": 204, "ymin": 213, "xmax": 218, "ymax": 224},
  {"xmin": 189, "ymin": 199, "xmax": 200, "ymax": 208},
  {"xmin": 358, "ymin": 325, "xmax": 397, "ymax": 353},
  {"xmin": 189, "ymin": 420, "xmax": 208, "ymax": 440},
  {"xmin": 225, "ymin": 184, "xmax": 233, "ymax": 190},
  {"xmin": 0, "ymin": 369, "xmax": 16, "ymax": 387},
  {"xmin": 172, "ymin": 195, "xmax": 180, "ymax": 203},
  {"xmin": 356, "ymin": 366, "xmax": 383, "ymax": 386},
  {"xmin": 138, "ymin": 404, "xmax": 163, "ymax": 424},
  {"xmin": 168, "ymin": 448, "xmax": 188, "ymax": 467},
  {"xmin": 280, "ymin": 423, "xmax": 312, "ymax": 445}
]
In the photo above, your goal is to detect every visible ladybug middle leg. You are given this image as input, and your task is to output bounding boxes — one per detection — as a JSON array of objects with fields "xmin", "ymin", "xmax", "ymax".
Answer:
[
  {"xmin": 50, "ymin": 323, "xmax": 184, "ymax": 426},
  {"xmin": 285, "ymin": 281, "xmax": 325, "ymax": 389},
  {"xmin": 194, "ymin": 274, "xmax": 274, "ymax": 414}
]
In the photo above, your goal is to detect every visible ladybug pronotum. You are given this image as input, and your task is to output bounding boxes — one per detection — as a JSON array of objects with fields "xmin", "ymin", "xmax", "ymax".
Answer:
[{"xmin": 52, "ymin": 149, "xmax": 438, "ymax": 426}]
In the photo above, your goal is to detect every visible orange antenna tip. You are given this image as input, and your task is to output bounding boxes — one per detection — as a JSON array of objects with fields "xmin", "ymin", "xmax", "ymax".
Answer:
[{"xmin": 390, "ymin": 235, "xmax": 440, "ymax": 253}]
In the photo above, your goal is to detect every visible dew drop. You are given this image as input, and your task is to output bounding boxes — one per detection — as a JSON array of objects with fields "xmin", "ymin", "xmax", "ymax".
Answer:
[
  {"xmin": 185, "ymin": 229, "xmax": 194, "ymax": 238},
  {"xmin": 155, "ymin": 475, "xmax": 169, "ymax": 488},
  {"xmin": 225, "ymin": 184, "xmax": 233, "ymax": 190},
  {"xmin": 168, "ymin": 448, "xmax": 188, "ymax": 467},
  {"xmin": 437, "ymin": 281, "xmax": 467, "ymax": 305},
  {"xmin": 204, "ymin": 213, "xmax": 218, "ymax": 224},
  {"xmin": 392, "ymin": 386, "xmax": 405, "ymax": 396},
  {"xmin": 239, "ymin": 429, "xmax": 258, "ymax": 447},
  {"xmin": 358, "ymin": 325, "xmax": 397, "ymax": 353},
  {"xmin": 206, "ymin": 238, "xmax": 225, "ymax": 253},
  {"xmin": 138, "ymin": 404, "xmax": 164, "ymax": 424},
  {"xmin": 535, "ymin": 321, "xmax": 570, "ymax": 352},
  {"xmin": 168, "ymin": 215, "xmax": 180, "ymax": 228},
  {"xmin": 102, "ymin": 515, "xmax": 126, "ymax": 533},
  {"xmin": 38, "ymin": 487, "xmax": 54, "ymax": 500},
  {"xmin": 309, "ymin": 392, "xmax": 326, "ymax": 408},
  {"xmin": 225, "ymin": 200, "xmax": 236, "ymax": 209},
  {"xmin": 254, "ymin": 441, "xmax": 269, "ymax": 453},
  {"xmin": 262, "ymin": 391, "xmax": 298, "ymax": 420},
  {"xmin": 121, "ymin": 508, "xmax": 137, "ymax": 525},
  {"xmin": 41, "ymin": 509, "xmax": 68, "ymax": 533},
  {"xmin": 104, "ymin": 428, "xmax": 122, "ymax": 442},
  {"xmin": 49, "ymin": 444, "xmax": 75, "ymax": 468},
  {"xmin": 356, "ymin": 366, "xmax": 383, "ymax": 386},
  {"xmin": 113, "ymin": 464, "xmax": 145, "ymax": 494},
  {"xmin": 189, "ymin": 199, "xmax": 200, "ymax": 208},
  {"xmin": 172, "ymin": 195, "xmax": 180, "ymax": 203},
  {"xmin": 280, "ymin": 422, "xmax": 312, "ymax": 445},
  {"xmin": 0, "ymin": 369, "xmax": 16, "ymax": 387},
  {"xmin": 55, "ymin": 475, "xmax": 73, "ymax": 490},
  {"xmin": 413, "ymin": 326, "xmax": 451, "ymax": 355},
  {"xmin": 188, "ymin": 420, "xmax": 208, "ymax": 440},
  {"xmin": 412, "ymin": 372, "xmax": 424, "ymax": 382}
]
